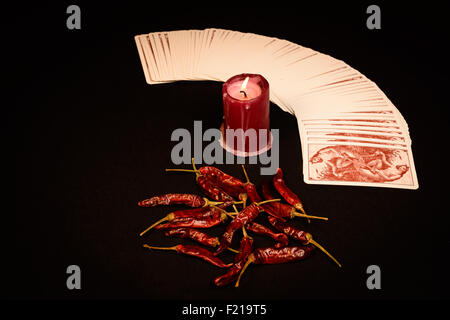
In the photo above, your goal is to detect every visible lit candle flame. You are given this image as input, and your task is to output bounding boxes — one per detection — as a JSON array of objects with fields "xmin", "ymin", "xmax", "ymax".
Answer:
[{"xmin": 241, "ymin": 76, "xmax": 249, "ymax": 91}]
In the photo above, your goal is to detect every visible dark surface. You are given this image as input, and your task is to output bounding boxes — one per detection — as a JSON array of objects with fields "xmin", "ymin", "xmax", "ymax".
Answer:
[{"xmin": 5, "ymin": 0, "xmax": 450, "ymax": 309}]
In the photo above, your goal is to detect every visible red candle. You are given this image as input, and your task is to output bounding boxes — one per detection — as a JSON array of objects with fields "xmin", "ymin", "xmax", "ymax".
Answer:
[{"xmin": 221, "ymin": 73, "xmax": 271, "ymax": 156}]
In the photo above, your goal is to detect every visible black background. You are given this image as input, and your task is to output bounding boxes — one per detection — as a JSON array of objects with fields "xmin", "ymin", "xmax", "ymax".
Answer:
[{"xmin": 4, "ymin": 0, "xmax": 450, "ymax": 313}]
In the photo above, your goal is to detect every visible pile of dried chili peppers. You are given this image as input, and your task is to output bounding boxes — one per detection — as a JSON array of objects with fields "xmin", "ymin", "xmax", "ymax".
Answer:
[{"xmin": 138, "ymin": 158, "xmax": 341, "ymax": 287}]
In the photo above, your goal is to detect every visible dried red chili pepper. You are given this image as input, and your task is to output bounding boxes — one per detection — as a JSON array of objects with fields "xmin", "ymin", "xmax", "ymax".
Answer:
[
  {"xmin": 240, "ymin": 165, "xmax": 262, "ymax": 204},
  {"xmin": 193, "ymin": 160, "xmax": 235, "ymax": 202},
  {"xmin": 267, "ymin": 216, "xmax": 342, "ymax": 267},
  {"xmin": 198, "ymin": 166, "xmax": 247, "ymax": 202},
  {"xmin": 261, "ymin": 180, "xmax": 328, "ymax": 221},
  {"xmin": 138, "ymin": 193, "xmax": 223, "ymax": 208},
  {"xmin": 140, "ymin": 205, "xmax": 230, "ymax": 236},
  {"xmin": 169, "ymin": 201, "xmax": 233, "ymax": 219},
  {"xmin": 197, "ymin": 176, "xmax": 235, "ymax": 202},
  {"xmin": 166, "ymin": 165, "xmax": 243, "ymax": 185},
  {"xmin": 164, "ymin": 227, "xmax": 220, "ymax": 247},
  {"xmin": 143, "ymin": 244, "xmax": 232, "ymax": 268},
  {"xmin": 214, "ymin": 235, "xmax": 254, "ymax": 286},
  {"xmin": 214, "ymin": 203, "xmax": 259, "ymax": 255},
  {"xmin": 246, "ymin": 222, "xmax": 289, "ymax": 248},
  {"xmin": 233, "ymin": 227, "xmax": 252, "ymax": 263},
  {"xmin": 267, "ymin": 215, "xmax": 307, "ymax": 241},
  {"xmin": 154, "ymin": 211, "xmax": 229, "ymax": 230},
  {"xmin": 273, "ymin": 168, "xmax": 307, "ymax": 215},
  {"xmin": 214, "ymin": 199, "xmax": 279, "ymax": 255},
  {"xmin": 163, "ymin": 227, "xmax": 240, "ymax": 253},
  {"xmin": 166, "ymin": 159, "xmax": 247, "ymax": 201},
  {"xmin": 235, "ymin": 245, "xmax": 316, "ymax": 286}
]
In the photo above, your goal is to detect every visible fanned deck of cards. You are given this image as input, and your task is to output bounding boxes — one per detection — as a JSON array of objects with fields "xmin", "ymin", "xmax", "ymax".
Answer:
[{"xmin": 135, "ymin": 28, "xmax": 419, "ymax": 190}]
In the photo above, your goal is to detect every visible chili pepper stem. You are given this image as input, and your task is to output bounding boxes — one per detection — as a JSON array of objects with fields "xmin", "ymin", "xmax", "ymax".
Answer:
[
  {"xmin": 140, "ymin": 215, "xmax": 172, "ymax": 236},
  {"xmin": 239, "ymin": 193, "xmax": 248, "ymax": 208},
  {"xmin": 295, "ymin": 204, "xmax": 306, "ymax": 215},
  {"xmin": 256, "ymin": 199, "xmax": 281, "ymax": 206},
  {"xmin": 191, "ymin": 158, "xmax": 200, "ymax": 179},
  {"xmin": 227, "ymin": 247, "xmax": 240, "ymax": 254},
  {"xmin": 143, "ymin": 244, "xmax": 177, "ymax": 251},
  {"xmin": 203, "ymin": 198, "xmax": 225, "ymax": 207},
  {"xmin": 165, "ymin": 168, "xmax": 199, "ymax": 173},
  {"xmin": 294, "ymin": 204, "xmax": 310, "ymax": 223},
  {"xmin": 242, "ymin": 226, "xmax": 252, "ymax": 240},
  {"xmin": 235, "ymin": 254, "xmax": 255, "ymax": 287},
  {"xmin": 241, "ymin": 165, "xmax": 250, "ymax": 184},
  {"xmin": 292, "ymin": 212, "xmax": 329, "ymax": 221},
  {"xmin": 306, "ymin": 234, "xmax": 342, "ymax": 268}
]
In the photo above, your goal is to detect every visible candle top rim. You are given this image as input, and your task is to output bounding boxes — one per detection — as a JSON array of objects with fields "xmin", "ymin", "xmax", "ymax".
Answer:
[
  {"xmin": 226, "ymin": 80, "xmax": 261, "ymax": 101},
  {"xmin": 223, "ymin": 73, "xmax": 269, "ymax": 102}
]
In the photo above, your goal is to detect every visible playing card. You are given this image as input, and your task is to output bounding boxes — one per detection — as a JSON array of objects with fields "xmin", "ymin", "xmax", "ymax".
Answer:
[
  {"xmin": 305, "ymin": 136, "xmax": 408, "ymax": 148},
  {"xmin": 149, "ymin": 33, "xmax": 168, "ymax": 80},
  {"xmin": 135, "ymin": 35, "xmax": 171, "ymax": 84},
  {"xmin": 134, "ymin": 35, "xmax": 152, "ymax": 84},
  {"xmin": 300, "ymin": 119, "xmax": 410, "ymax": 144},
  {"xmin": 306, "ymin": 131, "xmax": 407, "ymax": 144},
  {"xmin": 303, "ymin": 143, "xmax": 418, "ymax": 189}
]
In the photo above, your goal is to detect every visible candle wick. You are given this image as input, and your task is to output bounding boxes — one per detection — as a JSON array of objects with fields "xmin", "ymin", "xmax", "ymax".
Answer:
[{"xmin": 240, "ymin": 90, "xmax": 247, "ymax": 98}]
